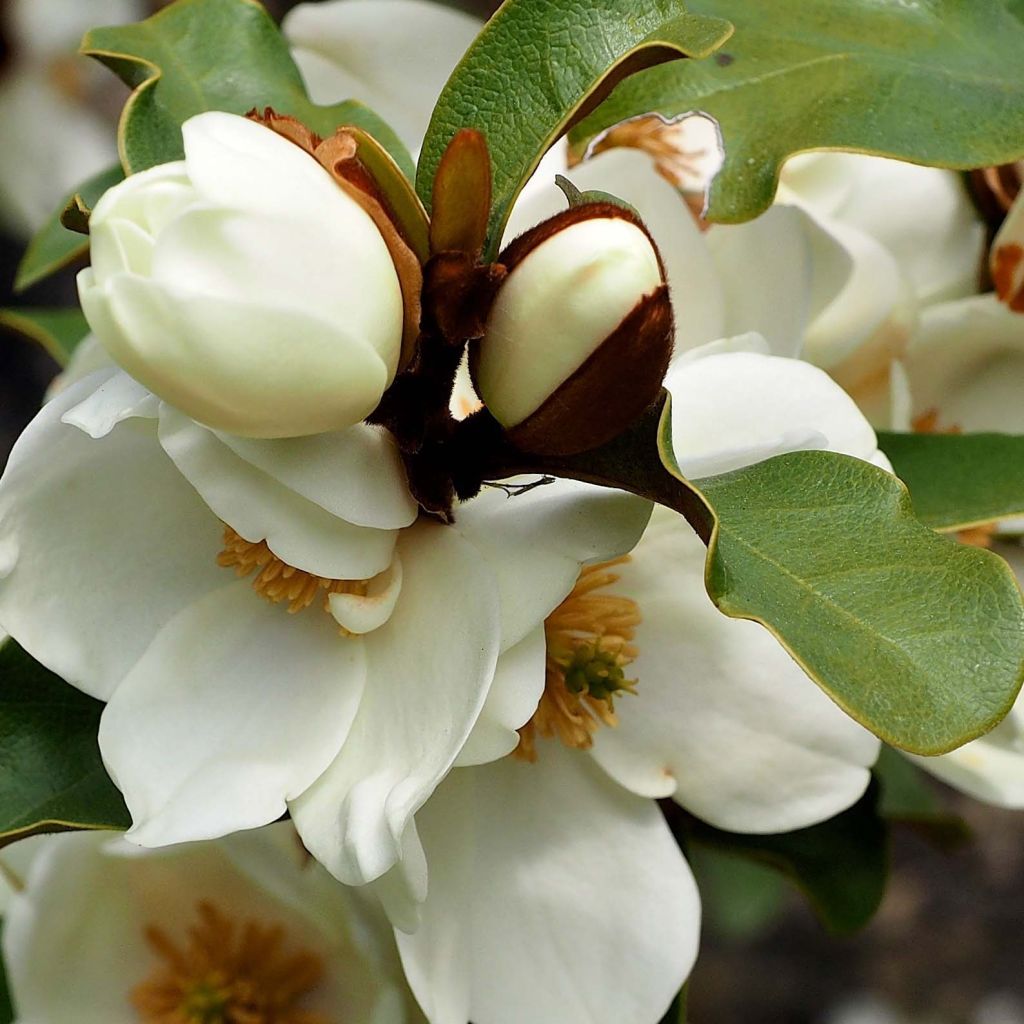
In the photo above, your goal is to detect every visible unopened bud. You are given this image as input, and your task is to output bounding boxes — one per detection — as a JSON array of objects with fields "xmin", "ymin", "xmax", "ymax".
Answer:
[
  {"xmin": 472, "ymin": 204, "xmax": 673, "ymax": 455},
  {"xmin": 78, "ymin": 111, "xmax": 404, "ymax": 438}
]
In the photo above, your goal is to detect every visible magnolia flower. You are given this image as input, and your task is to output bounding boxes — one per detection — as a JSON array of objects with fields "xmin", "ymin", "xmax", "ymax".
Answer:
[
  {"xmin": 78, "ymin": 111, "xmax": 404, "ymax": 438},
  {"xmin": 372, "ymin": 339, "xmax": 883, "ymax": 1024},
  {"xmin": 2, "ymin": 825, "xmax": 423, "ymax": 1023},
  {"xmin": 0, "ymin": 358, "xmax": 647, "ymax": 890},
  {"xmin": 283, "ymin": 0, "xmax": 483, "ymax": 154},
  {"xmin": 0, "ymin": 0, "xmax": 143, "ymax": 235}
]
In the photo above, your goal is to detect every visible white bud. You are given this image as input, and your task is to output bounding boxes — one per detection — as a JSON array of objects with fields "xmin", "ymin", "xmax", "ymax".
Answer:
[
  {"xmin": 77, "ymin": 111, "xmax": 404, "ymax": 438},
  {"xmin": 471, "ymin": 207, "xmax": 672, "ymax": 455}
]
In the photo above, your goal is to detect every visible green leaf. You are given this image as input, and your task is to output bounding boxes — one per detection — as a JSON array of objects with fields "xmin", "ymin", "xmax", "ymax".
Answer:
[
  {"xmin": 14, "ymin": 166, "xmax": 123, "ymax": 294},
  {"xmin": 0, "ymin": 642, "xmax": 129, "ymax": 848},
  {"xmin": 83, "ymin": 0, "xmax": 414, "ymax": 179},
  {"xmin": 417, "ymin": 0, "xmax": 733, "ymax": 258},
  {"xmin": 686, "ymin": 845, "xmax": 787, "ymax": 940},
  {"xmin": 570, "ymin": 0, "xmax": 1024, "ymax": 223},
  {"xmin": 688, "ymin": 447, "xmax": 1024, "ymax": 756},
  {"xmin": 483, "ymin": 393, "xmax": 1024, "ymax": 755},
  {"xmin": 878, "ymin": 431, "xmax": 1024, "ymax": 532},
  {"xmin": 0, "ymin": 308, "xmax": 91, "ymax": 367},
  {"xmin": 664, "ymin": 783, "xmax": 889, "ymax": 935}
]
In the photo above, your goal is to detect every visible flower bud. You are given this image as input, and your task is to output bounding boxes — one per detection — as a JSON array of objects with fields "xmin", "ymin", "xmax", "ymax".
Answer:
[
  {"xmin": 472, "ymin": 204, "xmax": 673, "ymax": 455},
  {"xmin": 77, "ymin": 111, "xmax": 404, "ymax": 438}
]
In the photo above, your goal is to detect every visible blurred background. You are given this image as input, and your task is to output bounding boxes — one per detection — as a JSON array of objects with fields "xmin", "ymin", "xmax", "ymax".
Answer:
[{"xmin": 1, "ymin": 2, "xmax": 1022, "ymax": 1022}]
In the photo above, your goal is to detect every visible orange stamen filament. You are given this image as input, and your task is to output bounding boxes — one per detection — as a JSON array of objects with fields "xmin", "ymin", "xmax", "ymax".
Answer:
[
  {"xmin": 132, "ymin": 901, "xmax": 327, "ymax": 1024},
  {"xmin": 517, "ymin": 557, "xmax": 641, "ymax": 761}
]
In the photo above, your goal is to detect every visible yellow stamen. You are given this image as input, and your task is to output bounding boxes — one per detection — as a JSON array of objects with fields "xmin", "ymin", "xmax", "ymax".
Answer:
[
  {"xmin": 578, "ymin": 115, "xmax": 712, "ymax": 227},
  {"xmin": 217, "ymin": 526, "xmax": 370, "ymax": 615},
  {"xmin": 516, "ymin": 557, "xmax": 641, "ymax": 761},
  {"xmin": 132, "ymin": 901, "xmax": 327, "ymax": 1024}
]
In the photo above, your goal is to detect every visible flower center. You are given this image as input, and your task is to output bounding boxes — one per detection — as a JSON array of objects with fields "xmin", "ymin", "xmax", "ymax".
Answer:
[
  {"xmin": 132, "ymin": 901, "xmax": 326, "ymax": 1024},
  {"xmin": 516, "ymin": 557, "xmax": 641, "ymax": 761},
  {"xmin": 218, "ymin": 526, "xmax": 370, "ymax": 615}
]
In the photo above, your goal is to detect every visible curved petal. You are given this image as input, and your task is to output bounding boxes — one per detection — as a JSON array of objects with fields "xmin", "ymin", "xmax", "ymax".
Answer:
[
  {"xmin": 783, "ymin": 153, "xmax": 985, "ymax": 307},
  {"xmin": 90, "ymin": 273, "xmax": 389, "ymax": 439},
  {"xmin": 590, "ymin": 509, "xmax": 880, "ymax": 832},
  {"xmin": 666, "ymin": 349, "xmax": 882, "ymax": 478},
  {"xmin": 506, "ymin": 147, "xmax": 726, "ymax": 354},
  {"xmin": 60, "ymin": 368, "xmax": 158, "ymax": 438},
  {"xmin": 283, "ymin": 0, "xmax": 483, "ymax": 151},
  {"xmin": 214, "ymin": 425, "xmax": 416, "ymax": 530},
  {"xmin": 904, "ymin": 294, "xmax": 1024, "ymax": 432},
  {"xmin": 396, "ymin": 745, "xmax": 699, "ymax": 1024},
  {"xmin": 453, "ymin": 478, "xmax": 652, "ymax": 651},
  {"xmin": 706, "ymin": 204, "xmax": 852, "ymax": 358},
  {"xmin": 455, "ymin": 625, "xmax": 547, "ymax": 767},
  {"xmin": 290, "ymin": 520, "xmax": 501, "ymax": 886},
  {"xmin": 0, "ymin": 376, "xmax": 226, "ymax": 700},
  {"xmin": 101, "ymin": 581, "xmax": 367, "ymax": 847},
  {"xmin": 158, "ymin": 408, "xmax": 397, "ymax": 580}
]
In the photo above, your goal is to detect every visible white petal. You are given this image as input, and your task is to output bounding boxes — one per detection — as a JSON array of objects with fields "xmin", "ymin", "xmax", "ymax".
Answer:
[
  {"xmin": 590, "ymin": 509, "xmax": 880, "ymax": 831},
  {"xmin": 666, "ymin": 349, "xmax": 882, "ymax": 478},
  {"xmin": 92, "ymin": 273, "xmax": 390, "ymax": 439},
  {"xmin": 290, "ymin": 520, "xmax": 501, "ymax": 885},
  {"xmin": 455, "ymin": 625, "xmax": 547, "ymax": 767},
  {"xmin": 214, "ymin": 425, "xmax": 417, "ymax": 530},
  {"xmin": 904, "ymin": 294, "xmax": 1024, "ymax": 432},
  {"xmin": 284, "ymin": 0, "xmax": 483, "ymax": 152},
  {"xmin": 0, "ymin": 378, "xmax": 226, "ymax": 700},
  {"xmin": 705, "ymin": 204, "xmax": 852, "ymax": 358},
  {"xmin": 396, "ymin": 745, "xmax": 700, "ymax": 1024},
  {"xmin": 506, "ymin": 147, "xmax": 726, "ymax": 354},
  {"xmin": 453, "ymin": 478, "xmax": 652, "ymax": 650},
  {"xmin": 329, "ymin": 553, "xmax": 404, "ymax": 635},
  {"xmin": 158, "ymin": 408, "xmax": 397, "ymax": 580},
  {"xmin": 101, "ymin": 581, "xmax": 367, "ymax": 847},
  {"xmin": 60, "ymin": 368, "xmax": 158, "ymax": 438},
  {"xmin": 784, "ymin": 153, "xmax": 985, "ymax": 307}
]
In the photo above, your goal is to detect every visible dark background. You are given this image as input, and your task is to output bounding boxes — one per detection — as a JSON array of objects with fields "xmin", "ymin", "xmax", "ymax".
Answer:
[{"xmin": 1, "ymin": 2, "xmax": 1023, "ymax": 1021}]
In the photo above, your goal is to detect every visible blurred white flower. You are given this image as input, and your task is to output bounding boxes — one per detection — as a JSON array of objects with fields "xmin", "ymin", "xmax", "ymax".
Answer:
[{"xmin": 2, "ymin": 825, "xmax": 423, "ymax": 1023}]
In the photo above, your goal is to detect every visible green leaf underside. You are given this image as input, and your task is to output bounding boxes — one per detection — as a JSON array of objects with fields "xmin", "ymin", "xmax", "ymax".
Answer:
[
  {"xmin": 687, "ymin": 450, "xmax": 1024, "ymax": 756},
  {"xmin": 665, "ymin": 783, "xmax": 888, "ymax": 935},
  {"xmin": 14, "ymin": 165, "xmax": 124, "ymax": 294},
  {"xmin": 0, "ymin": 308, "xmax": 91, "ymax": 368},
  {"xmin": 879, "ymin": 431, "xmax": 1024, "ymax": 532},
  {"xmin": 417, "ymin": 0, "xmax": 733, "ymax": 258},
  {"xmin": 83, "ymin": 0, "xmax": 414, "ymax": 179},
  {"xmin": 571, "ymin": 0, "xmax": 1024, "ymax": 223},
  {"xmin": 0, "ymin": 642, "xmax": 129, "ymax": 848}
]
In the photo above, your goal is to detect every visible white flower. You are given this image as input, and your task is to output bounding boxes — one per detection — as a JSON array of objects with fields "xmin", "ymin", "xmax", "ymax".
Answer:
[
  {"xmin": 0, "ymin": 362, "xmax": 649, "ymax": 891},
  {"xmin": 0, "ymin": 0, "xmax": 143, "ymax": 235},
  {"xmin": 283, "ymin": 0, "xmax": 483, "ymax": 154},
  {"xmin": 778, "ymin": 151, "xmax": 986, "ymax": 308},
  {"xmin": 381, "ymin": 340, "xmax": 883, "ymax": 1024},
  {"xmin": 2, "ymin": 825, "xmax": 423, "ymax": 1023},
  {"xmin": 78, "ymin": 112, "xmax": 405, "ymax": 439}
]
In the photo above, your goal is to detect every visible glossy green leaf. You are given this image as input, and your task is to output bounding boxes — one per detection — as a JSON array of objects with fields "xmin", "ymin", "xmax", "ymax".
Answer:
[
  {"xmin": 417, "ymin": 0, "xmax": 733, "ymax": 257},
  {"xmin": 571, "ymin": 0, "xmax": 1024, "ymax": 223},
  {"xmin": 664, "ymin": 784, "xmax": 888, "ymax": 934},
  {"xmin": 484, "ymin": 394, "xmax": 1024, "ymax": 755},
  {"xmin": 83, "ymin": 0, "xmax": 414, "ymax": 179},
  {"xmin": 688, "ymin": 448, "xmax": 1024, "ymax": 756},
  {"xmin": 686, "ymin": 846, "xmax": 787, "ymax": 940},
  {"xmin": 13, "ymin": 166, "xmax": 123, "ymax": 294},
  {"xmin": 0, "ymin": 642, "xmax": 129, "ymax": 849},
  {"xmin": 879, "ymin": 431, "xmax": 1024, "ymax": 532},
  {"xmin": 0, "ymin": 308, "xmax": 91, "ymax": 368}
]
